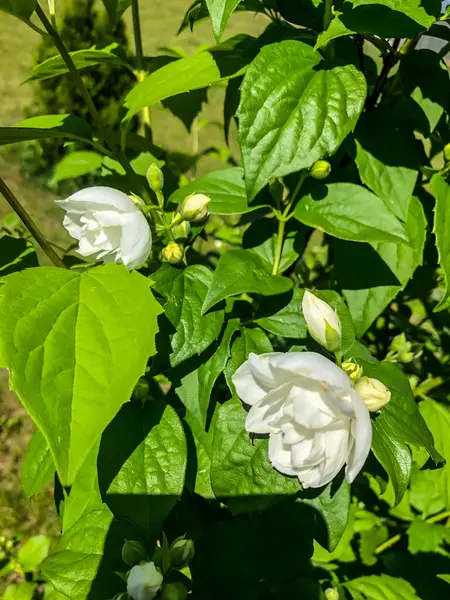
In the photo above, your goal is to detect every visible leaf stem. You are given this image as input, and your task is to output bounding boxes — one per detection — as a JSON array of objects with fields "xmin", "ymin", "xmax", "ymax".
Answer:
[
  {"xmin": 272, "ymin": 218, "xmax": 287, "ymax": 275},
  {"xmin": 47, "ymin": 0, "xmax": 56, "ymax": 28},
  {"xmin": 439, "ymin": 40, "xmax": 450, "ymax": 58},
  {"xmin": 323, "ymin": 0, "xmax": 334, "ymax": 30},
  {"xmin": 131, "ymin": 0, "xmax": 152, "ymax": 133},
  {"xmin": 366, "ymin": 39, "xmax": 400, "ymax": 112},
  {"xmin": 0, "ymin": 177, "xmax": 66, "ymax": 269},
  {"xmin": 334, "ymin": 351, "xmax": 342, "ymax": 367}
]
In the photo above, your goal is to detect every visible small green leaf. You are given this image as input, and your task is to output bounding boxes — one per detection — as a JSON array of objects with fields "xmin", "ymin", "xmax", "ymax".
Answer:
[
  {"xmin": 0, "ymin": 236, "xmax": 38, "ymax": 275},
  {"xmin": 0, "ymin": 264, "xmax": 161, "ymax": 485},
  {"xmin": 101, "ymin": 0, "xmax": 131, "ymax": 22},
  {"xmin": 52, "ymin": 151, "xmax": 103, "ymax": 184},
  {"xmin": 206, "ymin": 0, "xmax": 241, "ymax": 40},
  {"xmin": 202, "ymin": 250, "xmax": 292, "ymax": 313},
  {"xmin": 211, "ymin": 397, "xmax": 300, "ymax": 514},
  {"xmin": 2, "ymin": 584, "xmax": 37, "ymax": 600},
  {"xmin": 345, "ymin": 574, "xmax": 422, "ymax": 600},
  {"xmin": 295, "ymin": 183, "xmax": 409, "ymax": 244},
  {"xmin": 21, "ymin": 430, "xmax": 54, "ymax": 499},
  {"xmin": 438, "ymin": 574, "xmax": 450, "ymax": 585},
  {"xmin": 168, "ymin": 167, "xmax": 269, "ymax": 215},
  {"xmin": 407, "ymin": 520, "xmax": 450, "ymax": 555},
  {"xmin": 18, "ymin": 536, "xmax": 52, "ymax": 572},
  {"xmin": 152, "ymin": 264, "xmax": 225, "ymax": 366},
  {"xmin": 431, "ymin": 174, "xmax": 450, "ymax": 311},
  {"xmin": 315, "ymin": 12, "xmax": 353, "ymax": 49},
  {"xmin": 0, "ymin": 115, "xmax": 94, "ymax": 149},
  {"xmin": 98, "ymin": 401, "xmax": 187, "ymax": 536},
  {"xmin": 0, "ymin": 0, "xmax": 35, "ymax": 21},
  {"xmin": 255, "ymin": 289, "xmax": 307, "ymax": 339},
  {"xmin": 238, "ymin": 40, "xmax": 366, "ymax": 199},
  {"xmin": 26, "ymin": 44, "xmax": 124, "ymax": 82}
]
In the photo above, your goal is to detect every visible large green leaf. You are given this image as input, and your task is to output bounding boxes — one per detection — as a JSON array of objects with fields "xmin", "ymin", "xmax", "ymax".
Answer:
[
  {"xmin": 152, "ymin": 264, "xmax": 224, "ymax": 366},
  {"xmin": 295, "ymin": 183, "xmax": 409, "ymax": 244},
  {"xmin": 211, "ymin": 397, "xmax": 300, "ymax": 513},
  {"xmin": 237, "ymin": 40, "xmax": 366, "ymax": 199},
  {"xmin": 202, "ymin": 249, "xmax": 292, "ymax": 313},
  {"xmin": 42, "ymin": 507, "xmax": 131, "ymax": 600},
  {"xmin": 18, "ymin": 536, "xmax": 52, "ymax": 572},
  {"xmin": 354, "ymin": 110, "xmax": 420, "ymax": 221},
  {"xmin": 98, "ymin": 400, "xmax": 187, "ymax": 536},
  {"xmin": 26, "ymin": 44, "xmax": 124, "ymax": 82},
  {"xmin": 175, "ymin": 319, "xmax": 239, "ymax": 429},
  {"xmin": 101, "ymin": 0, "xmax": 131, "ymax": 22},
  {"xmin": 430, "ymin": 174, "xmax": 450, "ymax": 311},
  {"xmin": 0, "ymin": 0, "xmax": 35, "ymax": 21},
  {"xmin": 350, "ymin": 0, "xmax": 439, "ymax": 30},
  {"xmin": 52, "ymin": 151, "xmax": 103, "ymax": 185},
  {"xmin": 0, "ymin": 264, "xmax": 161, "ymax": 485},
  {"xmin": 168, "ymin": 167, "xmax": 269, "ymax": 215},
  {"xmin": 0, "ymin": 236, "xmax": 38, "ymax": 275},
  {"xmin": 3, "ymin": 584, "xmax": 36, "ymax": 600},
  {"xmin": 0, "ymin": 115, "xmax": 94, "ymax": 149},
  {"xmin": 335, "ymin": 196, "xmax": 426, "ymax": 335},
  {"xmin": 345, "ymin": 574, "xmax": 422, "ymax": 600},
  {"xmin": 21, "ymin": 430, "xmax": 54, "ymax": 499},
  {"xmin": 206, "ymin": 0, "xmax": 241, "ymax": 40}
]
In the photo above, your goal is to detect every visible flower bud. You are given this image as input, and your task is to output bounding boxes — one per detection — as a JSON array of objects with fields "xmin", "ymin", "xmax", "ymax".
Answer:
[
  {"xmin": 179, "ymin": 193, "xmax": 210, "ymax": 222},
  {"xmin": 342, "ymin": 360, "xmax": 363, "ymax": 382},
  {"xmin": 302, "ymin": 290, "xmax": 341, "ymax": 352},
  {"xmin": 310, "ymin": 160, "xmax": 331, "ymax": 180},
  {"xmin": 159, "ymin": 583, "xmax": 188, "ymax": 600},
  {"xmin": 127, "ymin": 562, "xmax": 163, "ymax": 600},
  {"xmin": 162, "ymin": 242, "xmax": 184, "ymax": 265},
  {"xmin": 444, "ymin": 143, "xmax": 450, "ymax": 162},
  {"xmin": 146, "ymin": 163, "xmax": 164, "ymax": 193},
  {"xmin": 172, "ymin": 220, "xmax": 191, "ymax": 242},
  {"xmin": 122, "ymin": 540, "xmax": 148, "ymax": 567},
  {"xmin": 169, "ymin": 538, "xmax": 195, "ymax": 569},
  {"xmin": 325, "ymin": 588, "xmax": 339, "ymax": 600},
  {"xmin": 355, "ymin": 377, "xmax": 391, "ymax": 412}
]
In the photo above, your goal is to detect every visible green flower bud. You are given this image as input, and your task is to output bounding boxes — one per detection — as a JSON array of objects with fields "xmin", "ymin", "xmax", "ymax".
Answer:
[
  {"xmin": 162, "ymin": 242, "xmax": 184, "ymax": 265},
  {"xmin": 342, "ymin": 360, "xmax": 363, "ymax": 382},
  {"xmin": 325, "ymin": 588, "xmax": 339, "ymax": 600},
  {"xmin": 159, "ymin": 583, "xmax": 188, "ymax": 600},
  {"xmin": 390, "ymin": 332, "xmax": 407, "ymax": 352},
  {"xmin": 310, "ymin": 160, "xmax": 331, "ymax": 180},
  {"xmin": 169, "ymin": 538, "xmax": 195, "ymax": 569},
  {"xmin": 147, "ymin": 163, "xmax": 164, "ymax": 193},
  {"xmin": 172, "ymin": 220, "xmax": 191, "ymax": 242},
  {"xmin": 179, "ymin": 193, "xmax": 211, "ymax": 222},
  {"xmin": 444, "ymin": 143, "xmax": 450, "ymax": 162},
  {"xmin": 122, "ymin": 540, "xmax": 148, "ymax": 567}
]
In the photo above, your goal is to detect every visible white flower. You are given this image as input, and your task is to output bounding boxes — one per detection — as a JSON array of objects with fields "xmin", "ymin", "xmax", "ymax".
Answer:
[
  {"xmin": 302, "ymin": 290, "xmax": 341, "ymax": 351},
  {"xmin": 179, "ymin": 193, "xmax": 211, "ymax": 222},
  {"xmin": 56, "ymin": 186, "xmax": 152, "ymax": 270},
  {"xmin": 127, "ymin": 562, "xmax": 163, "ymax": 600},
  {"xmin": 355, "ymin": 377, "xmax": 391, "ymax": 412},
  {"xmin": 232, "ymin": 352, "xmax": 372, "ymax": 488}
]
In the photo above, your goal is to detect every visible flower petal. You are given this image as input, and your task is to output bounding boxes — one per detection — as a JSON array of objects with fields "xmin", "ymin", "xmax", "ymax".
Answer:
[
  {"xmin": 245, "ymin": 383, "xmax": 291, "ymax": 434},
  {"xmin": 269, "ymin": 352, "xmax": 352, "ymax": 391},
  {"xmin": 345, "ymin": 389, "xmax": 372, "ymax": 483},
  {"xmin": 57, "ymin": 186, "xmax": 136, "ymax": 213},
  {"xmin": 268, "ymin": 431, "xmax": 298, "ymax": 477},
  {"xmin": 118, "ymin": 211, "xmax": 152, "ymax": 270}
]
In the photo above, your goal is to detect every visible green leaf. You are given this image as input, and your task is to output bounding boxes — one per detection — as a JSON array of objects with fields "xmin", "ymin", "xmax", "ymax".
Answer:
[
  {"xmin": 0, "ymin": 236, "xmax": 38, "ymax": 275},
  {"xmin": 315, "ymin": 12, "xmax": 353, "ymax": 49},
  {"xmin": 211, "ymin": 397, "xmax": 300, "ymax": 514},
  {"xmin": 2, "ymin": 584, "xmax": 37, "ymax": 600},
  {"xmin": 350, "ymin": 0, "xmax": 440, "ymax": 30},
  {"xmin": 294, "ymin": 183, "xmax": 409, "ymax": 244},
  {"xmin": 431, "ymin": 174, "xmax": 450, "ymax": 311},
  {"xmin": 183, "ymin": 410, "xmax": 216, "ymax": 499},
  {"xmin": 101, "ymin": 0, "xmax": 131, "ymax": 22},
  {"xmin": 335, "ymin": 196, "xmax": 426, "ymax": 335},
  {"xmin": 0, "ymin": 0, "xmax": 35, "ymax": 21},
  {"xmin": 98, "ymin": 400, "xmax": 187, "ymax": 536},
  {"xmin": 255, "ymin": 289, "xmax": 307, "ymax": 339},
  {"xmin": 354, "ymin": 110, "xmax": 420, "ymax": 221},
  {"xmin": 21, "ymin": 430, "xmax": 54, "ymax": 499},
  {"xmin": 0, "ymin": 115, "xmax": 94, "ymax": 149},
  {"xmin": 202, "ymin": 250, "xmax": 292, "ymax": 313},
  {"xmin": 176, "ymin": 319, "xmax": 239, "ymax": 428},
  {"xmin": 438, "ymin": 575, "xmax": 450, "ymax": 585},
  {"xmin": 410, "ymin": 467, "xmax": 447, "ymax": 518},
  {"xmin": 345, "ymin": 574, "xmax": 422, "ymax": 600},
  {"xmin": 238, "ymin": 40, "xmax": 366, "ymax": 199},
  {"xmin": 42, "ymin": 507, "xmax": 130, "ymax": 600},
  {"xmin": 51, "ymin": 151, "xmax": 103, "ymax": 185},
  {"xmin": 18, "ymin": 536, "xmax": 52, "ymax": 572},
  {"xmin": 206, "ymin": 0, "xmax": 241, "ymax": 40},
  {"xmin": 152, "ymin": 264, "xmax": 225, "ymax": 366},
  {"xmin": 26, "ymin": 44, "xmax": 124, "ymax": 82},
  {"xmin": 0, "ymin": 264, "xmax": 161, "ymax": 485},
  {"xmin": 408, "ymin": 520, "xmax": 450, "ymax": 555},
  {"xmin": 168, "ymin": 167, "xmax": 269, "ymax": 215}
]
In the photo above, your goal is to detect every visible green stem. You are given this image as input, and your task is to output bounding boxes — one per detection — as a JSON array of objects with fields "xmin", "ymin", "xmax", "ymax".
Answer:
[
  {"xmin": 0, "ymin": 177, "xmax": 66, "ymax": 269},
  {"xmin": 366, "ymin": 39, "xmax": 400, "ymax": 111},
  {"xmin": 439, "ymin": 40, "xmax": 450, "ymax": 58},
  {"xmin": 323, "ymin": 0, "xmax": 333, "ymax": 30},
  {"xmin": 131, "ymin": 0, "xmax": 145, "ymax": 72},
  {"xmin": 334, "ymin": 351, "xmax": 342, "ymax": 368},
  {"xmin": 272, "ymin": 218, "xmax": 286, "ymax": 275},
  {"xmin": 48, "ymin": 0, "xmax": 56, "ymax": 28}
]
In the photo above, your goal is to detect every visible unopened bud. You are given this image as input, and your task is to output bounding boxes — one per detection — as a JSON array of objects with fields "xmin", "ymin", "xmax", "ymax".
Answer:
[
  {"xmin": 391, "ymin": 332, "xmax": 407, "ymax": 352},
  {"xmin": 310, "ymin": 160, "xmax": 331, "ymax": 180},
  {"xmin": 147, "ymin": 163, "xmax": 164, "ymax": 193},
  {"xmin": 169, "ymin": 538, "xmax": 194, "ymax": 569},
  {"xmin": 162, "ymin": 242, "xmax": 184, "ymax": 265},
  {"xmin": 355, "ymin": 377, "xmax": 391, "ymax": 412},
  {"xmin": 302, "ymin": 290, "xmax": 341, "ymax": 352},
  {"xmin": 342, "ymin": 360, "xmax": 363, "ymax": 382},
  {"xmin": 325, "ymin": 588, "xmax": 339, "ymax": 600},
  {"xmin": 160, "ymin": 583, "xmax": 188, "ymax": 600},
  {"xmin": 444, "ymin": 143, "xmax": 450, "ymax": 162},
  {"xmin": 122, "ymin": 540, "xmax": 148, "ymax": 567},
  {"xmin": 127, "ymin": 562, "xmax": 163, "ymax": 600},
  {"xmin": 179, "ymin": 193, "xmax": 210, "ymax": 222},
  {"xmin": 172, "ymin": 220, "xmax": 191, "ymax": 242}
]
